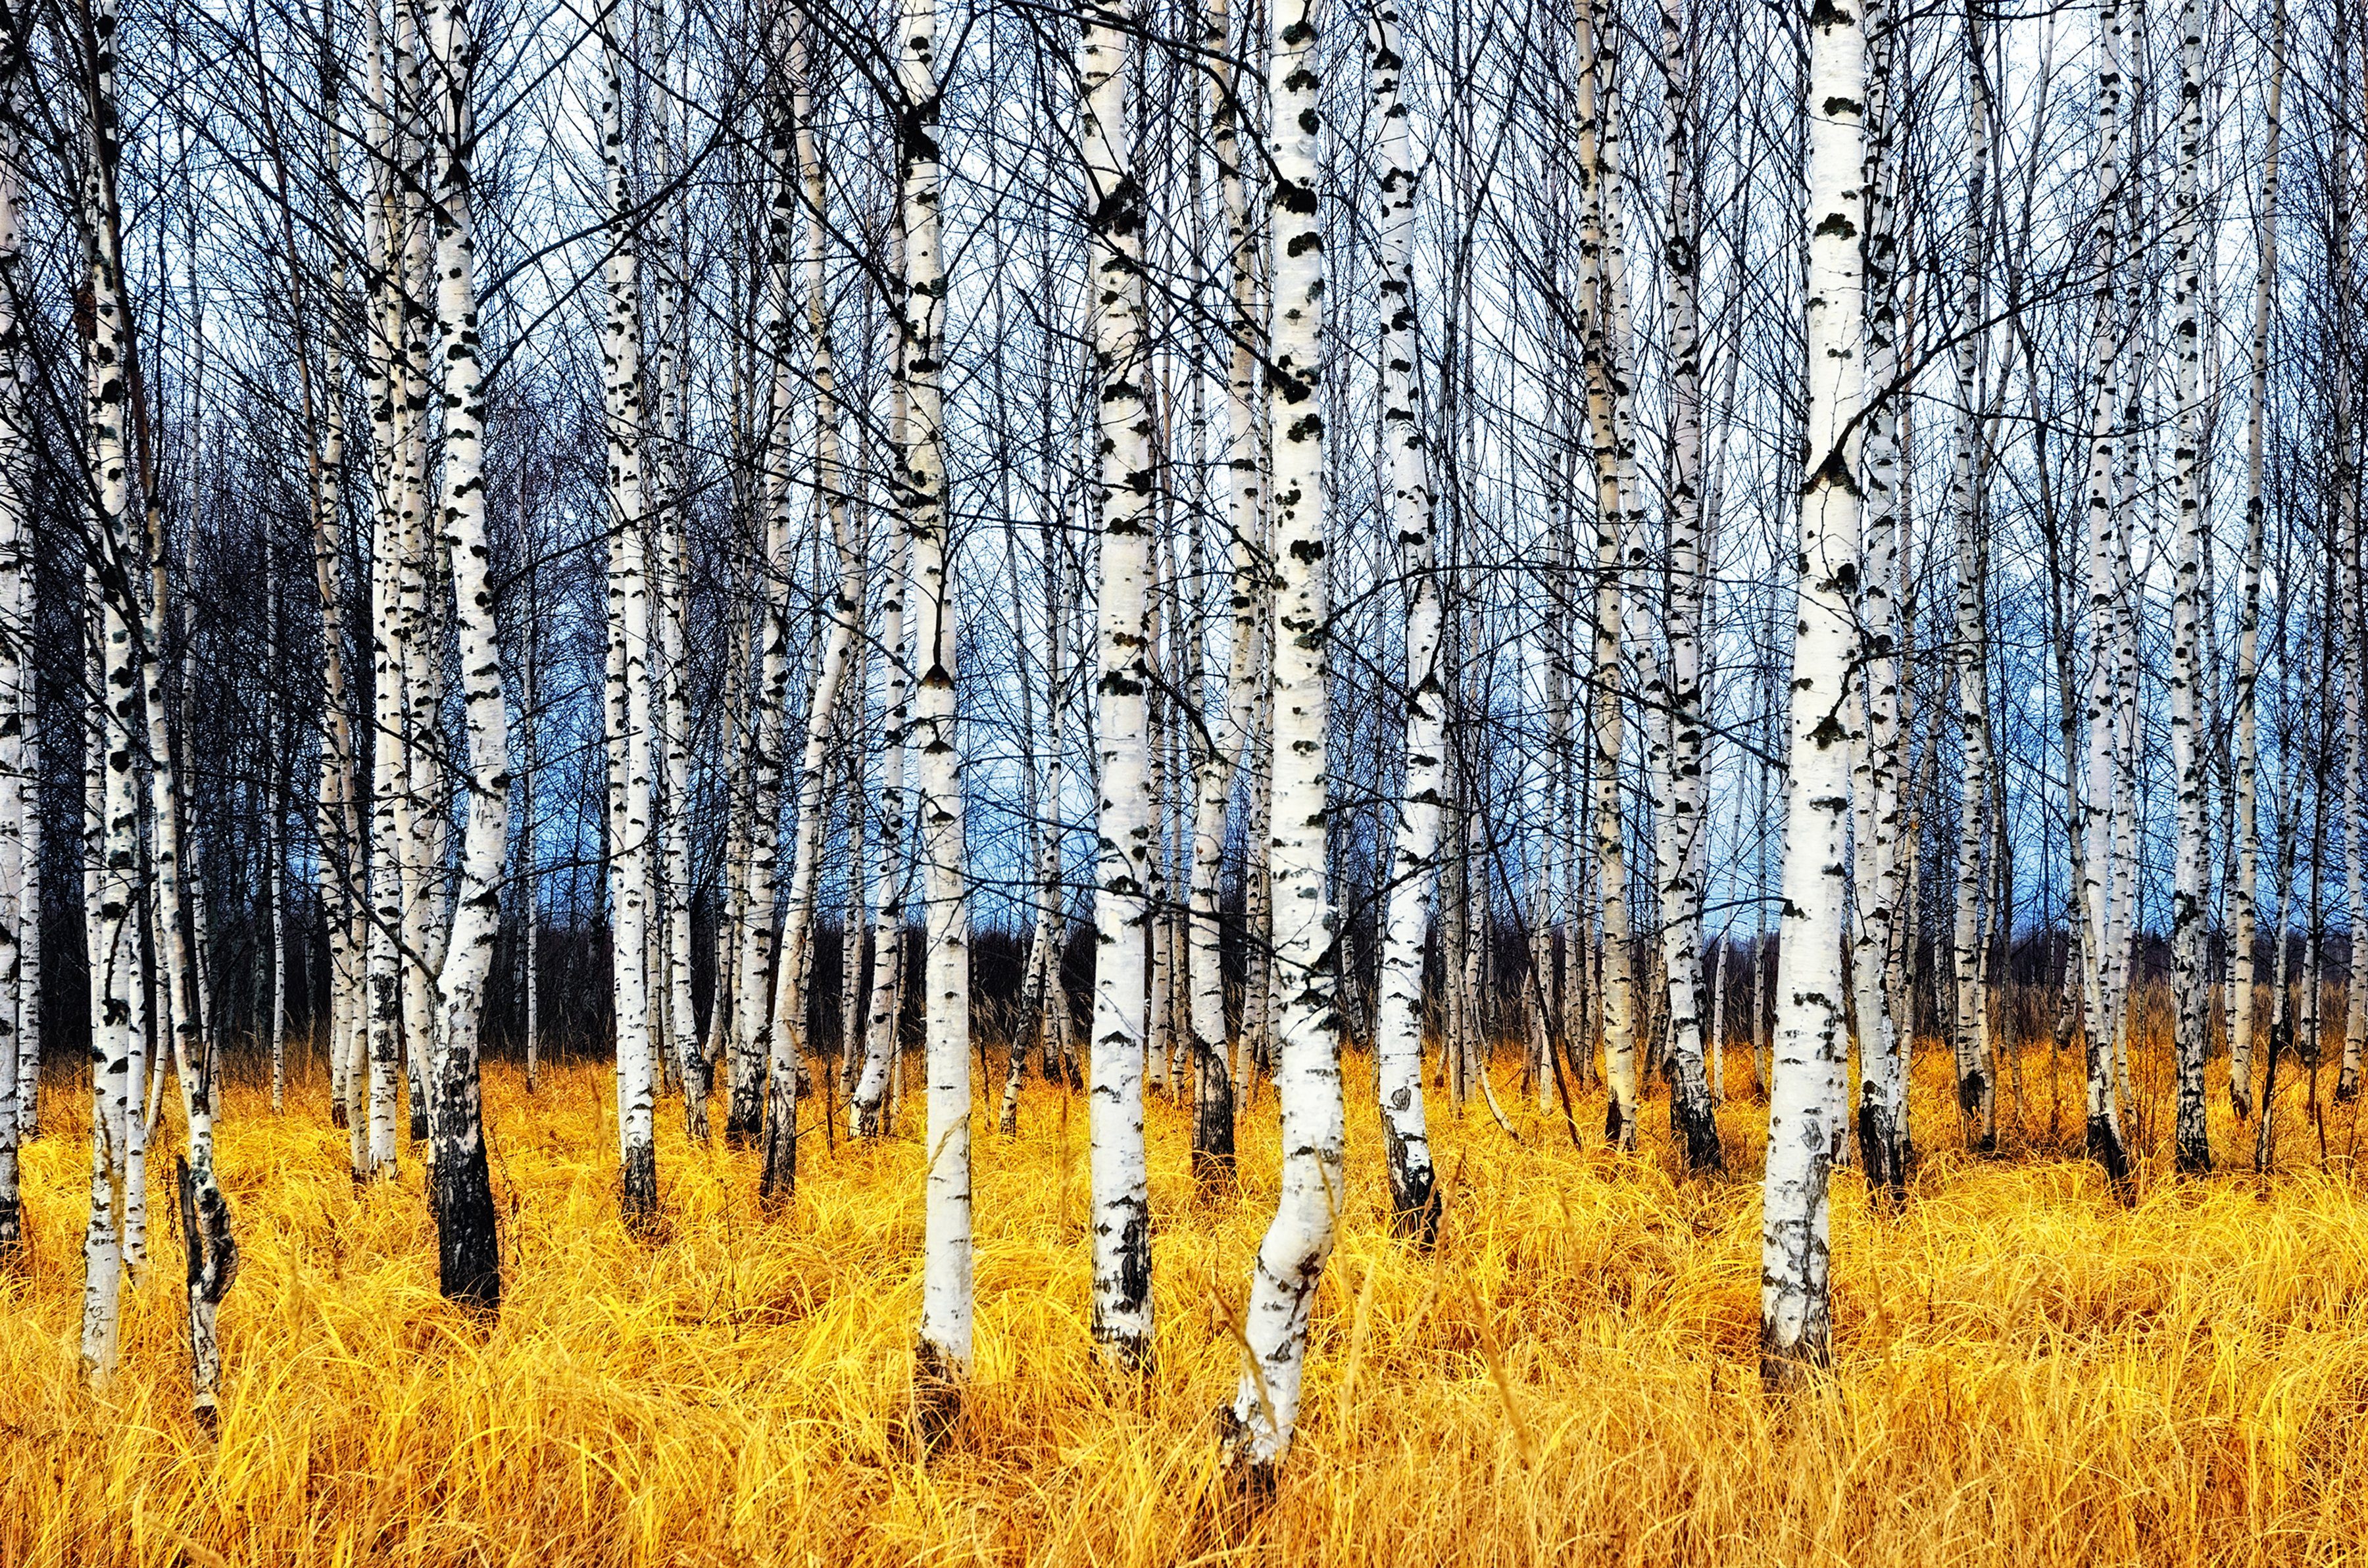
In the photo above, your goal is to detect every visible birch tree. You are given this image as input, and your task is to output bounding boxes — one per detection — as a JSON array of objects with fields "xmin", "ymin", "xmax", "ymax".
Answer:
[
  {"xmin": 1079, "ymin": 0, "xmax": 1154, "ymax": 1371},
  {"xmin": 897, "ymin": 0, "xmax": 973, "ymax": 1409},
  {"xmin": 599, "ymin": 0, "xmax": 661, "ymax": 1225},
  {"xmin": 1368, "ymin": 0, "xmax": 1445, "ymax": 1234},
  {"xmin": 2166, "ymin": 0, "xmax": 2211, "ymax": 1166},
  {"xmin": 1218, "ymin": 0, "xmax": 1343, "ymax": 1473},
  {"xmin": 423, "ymin": 0, "xmax": 512, "ymax": 1311},
  {"xmin": 1759, "ymin": 0, "xmax": 1862, "ymax": 1387}
]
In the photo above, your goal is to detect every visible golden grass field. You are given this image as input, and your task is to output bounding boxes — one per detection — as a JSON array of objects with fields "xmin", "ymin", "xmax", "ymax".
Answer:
[{"xmin": 4, "ymin": 1006, "xmax": 2367, "ymax": 1567}]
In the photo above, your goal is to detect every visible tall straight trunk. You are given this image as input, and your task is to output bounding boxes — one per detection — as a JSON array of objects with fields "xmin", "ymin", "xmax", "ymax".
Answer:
[
  {"xmin": 2228, "ymin": 0, "xmax": 2282, "ymax": 1117},
  {"xmin": 850, "ymin": 358, "xmax": 911, "ymax": 1137},
  {"xmin": 314, "ymin": 233, "xmax": 359, "ymax": 1142},
  {"xmin": 132, "ymin": 333, "xmax": 232, "ymax": 1425},
  {"xmin": 2077, "ymin": 0, "xmax": 2133, "ymax": 1180},
  {"xmin": 1079, "ymin": 0, "xmax": 1154, "ymax": 1369},
  {"xmin": 361, "ymin": 34, "xmax": 405, "ymax": 1173},
  {"xmin": 424, "ymin": 0, "xmax": 510, "ymax": 1313},
  {"xmin": 760, "ymin": 9, "xmax": 865, "ymax": 1202},
  {"xmin": 649, "ymin": 22, "xmax": 703, "ymax": 1136},
  {"xmin": 1654, "ymin": 0, "xmax": 1718, "ymax": 1173},
  {"xmin": 392, "ymin": 0, "xmax": 441, "ymax": 1151},
  {"xmin": 1220, "ymin": 0, "xmax": 1341, "ymax": 1475},
  {"xmin": 1761, "ymin": 0, "xmax": 1862, "ymax": 1388},
  {"xmin": 1369, "ymin": 0, "xmax": 1444, "ymax": 1235},
  {"xmin": 898, "ymin": 0, "xmax": 972, "ymax": 1406},
  {"xmin": 598, "ymin": 7, "xmax": 660, "ymax": 1225},
  {"xmin": 72, "ymin": 0, "xmax": 141, "ymax": 1379},
  {"xmin": 1185, "ymin": 0, "xmax": 1258, "ymax": 1170},
  {"xmin": 1850, "ymin": 0, "xmax": 1907, "ymax": 1194},
  {"xmin": 0, "ymin": 31, "xmax": 26, "ymax": 1255},
  {"xmin": 2167, "ymin": 0, "xmax": 2213, "ymax": 1160},
  {"xmin": 1947, "ymin": 31, "xmax": 1996, "ymax": 1154},
  {"xmin": 7, "ymin": 487, "xmax": 31, "ymax": 1152},
  {"xmin": 1576, "ymin": 0, "xmax": 1638, "ymax": 1150},
  {"xmin": 728, "ymin": 84, "xmax": 800, "ymax": 1146}
]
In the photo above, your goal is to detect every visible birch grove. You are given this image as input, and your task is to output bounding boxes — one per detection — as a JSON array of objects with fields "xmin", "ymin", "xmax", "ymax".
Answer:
[{"xmin": 0, "ymin": 0, "xmax": 2358, "ymax": 1482}]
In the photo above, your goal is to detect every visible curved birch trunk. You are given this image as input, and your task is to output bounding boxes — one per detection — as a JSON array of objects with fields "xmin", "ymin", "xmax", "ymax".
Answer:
[
  {"xmin": 1760, "ymin": 0, "xmax": 1862, "ymax": 1388},
  {"xmin": 1218, "ymin": 0, "xmax": 1341, "ymax": 1476},
  {"xmin": 760, "ymin": 11, "xmax": 864, "ymax": 1204}
]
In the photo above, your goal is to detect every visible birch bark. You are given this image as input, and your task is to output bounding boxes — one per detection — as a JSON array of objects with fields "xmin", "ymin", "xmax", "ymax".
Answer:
[
  {"xmin": 0, "ymin": 27, "xmax": 25, "ymax": 1255},
  {"xmin": 1080, "ymin": 0, "xmax": 1154, "ymax": 1368},
  {"xmin": 2167, "ymin": 0, "xmax": 2213, "ymax": 1162},
  {"xmin": 1655, "ymin": 0, "xmax": 1719, "ymax": 1172},
  {"xmin": 597, "ymin": 5, "xmax": 660, "ymax": 1223},
  {"xmin": 1760, "ymin": 0, "xmax": 1862, "ymax": 1387},
  {"xmin": 1369, "ymin": 0, "xmax": 1444, "ymax": 1234},
  {"xmin": 760, "ymin": 10, "xmax": 864, "ymax": 1203},
  {"xmin": 898, "ymin": 0, "xmax": 972, "ymax": 1402},
  {"xmin": 424, "ymin": 0, "xmax": 511, "ymax": 1311},
  {"xmin": 2229, "ymin": 0, "xmax": 2282, "ymax": 1119},
  {"xmin": 1220, "ymin": 0, "xmax": 1343, "ymax": 1473}
]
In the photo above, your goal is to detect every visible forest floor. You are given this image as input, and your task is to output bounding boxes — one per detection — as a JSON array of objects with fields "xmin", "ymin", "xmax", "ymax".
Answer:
[{"xmin": 4, "ymin": 1017, "xmax": 2367, "ymax": 1567}]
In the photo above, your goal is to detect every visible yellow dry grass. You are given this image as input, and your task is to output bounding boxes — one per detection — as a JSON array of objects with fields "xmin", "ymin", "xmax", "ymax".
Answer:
[{"xmin": 4, "ymin": 1012, "xmax": 2367, "ymax": 1567}]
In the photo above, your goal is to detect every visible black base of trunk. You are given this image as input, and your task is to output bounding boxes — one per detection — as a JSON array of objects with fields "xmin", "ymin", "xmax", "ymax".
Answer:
[
  {"xmin": 1671, "ymin": 1090, "xmax": 1725, "ymax": 1174},
  {"xmin": 911, "ymin": 1336, "xmax": 964, "ymax": 1452},
  {"xmin": 1604, "ymin": 1096, "xmax": 1632, "ymax": 1149},
  {"xmin": 758, "ymin": 1086, "xmax": 797, "ymax": 1206},
  {"xmin": 1757, "ymin": 1325, "xmax": 1833, "ymax": 1394},
  {"xmin": 1856, "ymin": 1098, "xmax": 1908, "ymax": 1209},
  {"xmin": 435, "ymin": 1142, "xmax": 503, "ymax": 1317},
  {"xmin": 2086, "ymin": 1112, "xmax": 2133, "ymax": 1188},
  {"xmin": 1193, "ymin": 1073, "xmax": 1235, "ymax": 1195},
  {"xmin": 1211, "ymin": 1403, "xmax": 1281, "ymax": 1508},
  {"xmin": 620, "ymin": 1140, "xmax": 660, "ymax": 1230}
]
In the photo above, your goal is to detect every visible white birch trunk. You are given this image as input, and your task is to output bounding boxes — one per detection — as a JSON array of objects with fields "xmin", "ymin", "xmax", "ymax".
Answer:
[
  {"xmin": 728, "ymin": 87, "xmax": 800, "ymax": 1146},
  {"xmin": 1760, "ymin": 0, "xmax": 1862, "ymax": 1387},
  {"xmin": 1850, "ymin": 0, "xmax": 1908, "ymax": 1194},
  {"xmin": 1079, "ymin": 0, "xmax": 1154, "ymax": 1369},
  {"xmin": 2228, "ymin": 0, "xmax": 2282, "ymax": 1119},
  {"xmin": 1654, "ymin": 0, "xmax": 1719, "ymax": 1173},
  {"xmin": 1220, "ymin": 0, "xmax": 1342, "ymax": 1473},
  {"xmin": 424, "ymin": 0, "xmax": 510, "ymax": 1311},
  {"xmin": 1946, "ymin": 43, "xmax": 1996, "ymax": 1153},
  {"xmin": 2167, "ymin": 0, "xmax": 2213, "ymax": 1163},
  {"xmin": 898, "ymin": 0, "xmax": 972, "ymax": 1404},
  {"xmin": 0, "ymin": 36, "xmax": 27, "ymax": 1254},
  {"xmin": 1369, "ymin": 0, "xmax": 1445, "ymax": 1237},
  {"xmin": 851, "ymin": 364, "xmax": 912, "ymax": 1139},
  {"xmin": 598, "ymin": 8, "xmax": 660, "ymax": 1225},
  {"xmin": 761, "ymin": 10, "xmax": 864, "ymax": 1202},
  {"xmin": 2077, "ymin": 0, "xmax": 2133, "ymax": 1180},
  {"xmin": 75, "ymin": 10, "xmax": 139, "ymax": 1375}
]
